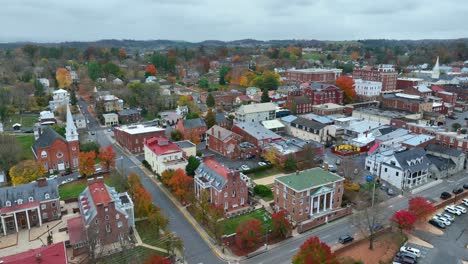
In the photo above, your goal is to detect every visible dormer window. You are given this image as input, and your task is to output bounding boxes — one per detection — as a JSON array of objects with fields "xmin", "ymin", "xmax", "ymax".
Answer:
[
  {"xmin": 29, "ymin": 197, "xmax": 34, "ymax": 202},
  {"xmin": 45, "ymin": 193, "xmax": 50, "ymax": 200},
  {"xmin": 5, "ymin": 201, "xmax": 11, "ymax": 207},
  {"xmin": 17, "ymin": 199, "xmax": 23, "ymax": 205}
]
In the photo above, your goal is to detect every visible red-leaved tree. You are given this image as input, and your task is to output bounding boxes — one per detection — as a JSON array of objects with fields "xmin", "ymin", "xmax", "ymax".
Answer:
[
  {"xmin": 391, "ymin": 210, "xmax": 417, "ymax": 234},
  {"xmin": 335, "ymin": 76, "xmax": 356, "ymax": 103},
  {"xmin": 146, "ymin": 64, "xmax": 157, "ymax": 76},
  {"xmin": 293, "ymin": 236, "xmax": 338, "ymax": 264},
  {"xmin": 98, "ymin": 145, "xmax": 116, "ymax": 171},
  {"xmin": 271, "ymin": 210, "xmax": 292, "ymax": 239},
  {"xmin": 78, "ymin": 151, "xmax": 96, "ymax": 177},
  {"xmin": 168, "ymin": 169, "xmax": 192, "ymax": 202},
  {"xmin": 144, "ymin": 254, "xmax": 170, "ymax": 264},
  {"xmin": 235, "ymin": 219, "xmax": 262, "ymax": 250},
  {"xmin": 408, "ymin": 197, "xmax": 436, "ymax": 221}
]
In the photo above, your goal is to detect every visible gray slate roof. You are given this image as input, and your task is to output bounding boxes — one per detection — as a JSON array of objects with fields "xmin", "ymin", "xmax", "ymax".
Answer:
[
  {"xmin": 215, "ymin": 113, "xmax": 227, "ymax": 123},
  {"xmin": 183, "ymin": 118, "xmax": 207, "ymax": 129},
  {"xmin": 391, "ymin": 148, "xmax": 430, "ymax": 172},
  {"xmin": 426, "ymin": 144, "xmax": 464, "ymax": 157},
  {"xmin": 426, "ymin": 154, "xmax": 455, "ymax": 171},
  {"xmin": 0, "ymin": 178, "xmax": 59, "ymax": 208},
  {"xmin": 32, "ymin": 126, "xmax": 66, "ymax": 152},
  {"xmin": 118, "ymin": 109, "xmax": 140, "ymax": 116},
  {"xmin": 291, "ymin": 117, "xmax": 327, "ymax": 130},
  {"xmin": 195, "ymin": 163, "xmax": 228, "ymax": 191}
]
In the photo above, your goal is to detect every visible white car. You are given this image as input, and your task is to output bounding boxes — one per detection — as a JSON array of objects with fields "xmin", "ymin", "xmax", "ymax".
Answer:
[
  {"xmin": 432, "ymin": 216, "xmax": 451, "ymax": 226},
  {"xmin": 258, "ymin": 162, "xmax": 267, "ymax": 166},
  {"xmin": 461, "ymin": 199, "xmax": 468, "ymax": 207},
  {"xmin": 240, "ymin": 165, "xmax": 250, "ymax": 171},
  {"xmin": 454, "ymin": 205, "xmax": 466, "ymax": 214},
  {"xmin": 400, "ymin": 246, "xmax": 421, "ymax": 258},
  {"xmin": 445, "ymin": 206, "xmax": 462, "ymax": 216},
  {"xmin": 436, "ymin": 213, "xmax": 455, "ymax": 222}
]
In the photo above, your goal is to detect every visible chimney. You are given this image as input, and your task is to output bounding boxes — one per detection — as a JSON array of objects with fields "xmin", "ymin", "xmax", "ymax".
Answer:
[{"xmin": 37, "ymin": 178, "xmax": 48, "ymax": 187}]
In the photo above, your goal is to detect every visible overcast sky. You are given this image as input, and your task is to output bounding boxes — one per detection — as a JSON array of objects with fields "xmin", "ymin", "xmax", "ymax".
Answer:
[{"xmin": 1, "ymin": 0, "xmax": 467, "ymax": 43}]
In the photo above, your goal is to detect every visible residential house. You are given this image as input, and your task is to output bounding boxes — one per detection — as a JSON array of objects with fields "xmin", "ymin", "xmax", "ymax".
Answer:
[
  {"xmin": 102, "ymin": 113, "xmax": 119, "ymax": 127},
  {"xmin": 206, "ymin": 125, "xmax": 243, "ymax": 160},
  {"xmin": 143, "ymin": 137, "xmax": 188, "ymax": 175},
  {"xmin": 215, "ymin": 113, "xmax": 230, "ymax": 129},
  {"xmin": 235, "ymin": 102, "xmax": 276, "ymax": 123},
  {"xmin": 73, "ymin": 114, "xmax": 87, "ymax": 129},
  {"xmin": 49, "ymin": 89, "xmax": 69, "ymax": 111},
  {"xmin": 39, "ymin": 111, "xmax": 56, "ymax": 125},
  {"xmin": 97, "ymin": 95, "xmax": 124, "ymax": 112},
  {"xmin": 33, "ymin": 105, "xmax": 79, "ymax": 172},
  {"xmin": 379, "ymin": 148, "xmax": 430, "ymax": 190},
  {"xmin": 67, "ymin": 177, "xmax": 134, "ymax": 256},
  {"xmin": 0, "ymin": 178, "xmax": 60, "ymax": 235},
  {"xmin": 176, "ymin": 118, "xmax": 207, "ymax": 142},
  {"xmin": 274, "ymin": 168, "xmax": 345, "ymax": 223},
  {"xmin": 117, "ymin": 109, "xmax": 142, "ymax": 124},
  {"xmin": 194, "ymin": 157, "xmax": 249, "ymax": 214},
  {"xmin": 114, "ymin": 125, "xmax": 165, "ymax": 154}
]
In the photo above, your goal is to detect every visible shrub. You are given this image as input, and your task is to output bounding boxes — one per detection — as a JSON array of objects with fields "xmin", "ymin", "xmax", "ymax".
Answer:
[{"xmin": 254, "ymin": 185, "xmax": 272, "ymax": 198}]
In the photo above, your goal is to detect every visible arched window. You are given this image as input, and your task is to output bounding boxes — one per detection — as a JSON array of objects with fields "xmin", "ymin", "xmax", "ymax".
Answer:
[
  {"xmin": 41, "ymin": 151, "xmax": 47, "ymax": 158},
  {"xmin": 44, "ymin": 193, "xmax": 50, "ymax": 200},
  {"xmin": 29, "ymin": 197, "xmax": 34, "ymax": 202},
  {"xmin": 5, "ymin": 201, "xmax": 11, "ymax": 207}
]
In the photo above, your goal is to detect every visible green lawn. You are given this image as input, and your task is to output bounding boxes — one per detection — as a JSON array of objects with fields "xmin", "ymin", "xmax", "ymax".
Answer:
[
  {"xmin": 223, "ymin": 208, "xmax": 272, "ymax": 235},
  {"xmin": 15, "ymin": 134, "xmax": 35, "ymax": 160},
  {"xmin": 4, "ymin": 114, "xmax": 38, "ymax": 130},
  {"xmin": 302, "ymin": 53, "xmax": 323, "ymax": 60},
  {"xmin": 246, "ymin": 167, "xmax": 283, "ymax": 180},
  {"xmin": 59, "ymin": 177, "xmax": 113, "ymax": 200},
  {"xmin": 97, "ymin": 246, "xmax": 168, "ymax": 264},
  {"xmin": 135, "ymin": 220, "xmax": 167, "ymax": 248}
]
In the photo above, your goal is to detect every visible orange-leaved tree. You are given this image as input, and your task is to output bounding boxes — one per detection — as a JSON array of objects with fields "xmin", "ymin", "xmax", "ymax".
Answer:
[
  {"xmin": 56, "ymin": 68, "xmax": 72, "ymax": 88},
  {"xmin": 128, "ymin": 172, "xmax": 141, "ymax": 193},
  {"xmin": 78, "ymin": 151, "xmax": 96, "ymax": 177},
  {"xmin": 235, "ymin": 219, "xmax": 263, "ymax": 250},
  {"xmin": 168, "ymin": 169, "xmax": 192, "ymax": 202},
  {"xmin": 98, "ymin": 145, "xmax": 116, "ymax": 171},
  {"xmin": 292, "ymin": 236, "xmax": 338, "ymax": 264},
  {"xmin": 145, "ymin": 64, "xmax": 157, "ymax": 76},
  {"xmin": 118, "ymin": 48, "xmax": 127, "ymax": 60},
  {"xmin": 408, "ymin": 197, "xmax": 435, "ymax": 221},
  {"xmin": 133, "ymin": 184, "xmax": 153, "ymax": 217},
  {"xmin": 161, "ymin": 169, "xmax": 175, "ymax": 186},
  {"xmin": 9, "ymin": 160, "xmax": 46, "ymax": 185},
  {"xmin": 335, "ymin": 76, "xmax": 356, "ymax": 103}
]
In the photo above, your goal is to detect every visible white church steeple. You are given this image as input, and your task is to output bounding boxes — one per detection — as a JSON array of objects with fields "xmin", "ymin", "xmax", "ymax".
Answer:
[
  {"xmin": 65, "ymin": 104, "xmax": 78, "ymax": 142},
  {"xmin": 431, "ymin": 56, "xmax": 440, "ymax": 79}
]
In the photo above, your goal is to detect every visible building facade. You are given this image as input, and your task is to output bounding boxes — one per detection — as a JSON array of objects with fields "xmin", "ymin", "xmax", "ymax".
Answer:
[
  {"xmin": 206, "ymin": 125, "xmax": 243, "ymax": 160},
  {"xmin": 232, "ymin": 122, "xmax": 282, "ymax": 148},
  {"xmin": 274, "ymin": 168, "xmax": 345, "ymax": 223},
  {"xmin": 97, "ymin": 95, "xmax": 124, "ymax": 112},
  {"xmin": 117, "ymin": 109, "xmax": 142, "ymax": 124},
  {"xmin": 33, "ymin": 104, "xmax": 79, "ymax": 172},
  {"xmin": 102, "ymin": 113, "xmax": 119, "ymax": 127},
  {"xmin": 144, "ymin": 137, "xmax": 188, "ymax": 175},
  {"xmin": 114, "ymin": 125, "xmax": 165, "ymax": 154},
  {"xmin": 194, "ymin": 157, "xmax": 249, "ymax": 214},
  {"xmin": 0, "ymin": 178, "xmax": 60, "ymax": 235},
  {"xmin": 284, "ymin": 84, "xmax": 344, "ymax": 114},
  {"xmin": 352, "ymin": 65, "xmax": 397, "ymax": 91},
  {"xmin": 49, "ymin": 89, "xmax": 70, "ymax": 111},
  {"xmin": 354, "ymin": 79, "xmax": 382, "ymax": 100},
  {"xmin": 285, "ymin": 68, "xmax": 342, "ymax": 84},
  {"xmin": 381, "ymin": 93, "xmax": 433, "ymax": 113},
  {"xmin": 176, "ymin": 118, "xmax": 207, "ymax": 142},
  {"xmin": 235, "ymin": 102, "xmax": 276, "ymax": 123}
]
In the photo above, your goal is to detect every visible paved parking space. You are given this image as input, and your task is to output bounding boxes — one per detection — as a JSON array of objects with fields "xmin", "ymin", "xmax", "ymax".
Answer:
[
  {"xmin": 404, "ymin": 243, "xmax": 432, "ymax": 264},
  {"xmin": 199, "ymin": 148, "xmax": 260, "ymax": 170}
]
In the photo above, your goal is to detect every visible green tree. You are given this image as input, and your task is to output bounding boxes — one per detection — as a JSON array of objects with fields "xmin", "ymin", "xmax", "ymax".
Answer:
[
  {"xmin": 261, "ymin": 88, "xmax": 270, "ymax": 103},
  {"xmin": 0, "ymin": 134, "xmax": 22, "ymax": 172},
  {"xmin": 260, "ymin": 71, "xmax": 280, "ymax": 90},
  {"xmin": 102, "ymin": 62, "xmax": 121, "ymax": 78},
  {"xmin": 253, "ymin": 185, "xmax": 272, "ymax": 198},
  {"xmin": 198, "ymin": 78, "xmax": 210, "ymax": 89},
  {"xmin": 283, "ymin": 155, "xmax": 297, "ymax": 172},
  {"xmin": 206, "ymin": 93, "xmax": 215, "ymax": 107},
  {"xmin": 185, "ymin": 156, "xmax": 201, "ymax": 176},
  {"xmin": 219, "ymin": 66, "xmax": 230, "ymax": 85},
  {"xmin": 185, "ymin": 113, "xmax": 200, "ymax": 119},
  {"xmin": 70, "ymin": 89, "xmax": 77, "ymax": 106},
  {"xmin": 80, "ymin": 142, "xmax": 100, "ymax": 153},
  {"xmin": 205, "ymin": 108, "xmax": 216, "ymax": 129},
  {"xmin": 51, "ymin": 124, "xmax": 66, "ymax": 138},
  {"xmin": 170, "ymin": 129, "xmax": 183, "ymax": 141},
  {"xmin": 34, "ymin": 78, "xmax": 45, "ymax": 97},
  {"xmin": 87, "ymin": 60, "xmax": 101, "ymax": 81}
]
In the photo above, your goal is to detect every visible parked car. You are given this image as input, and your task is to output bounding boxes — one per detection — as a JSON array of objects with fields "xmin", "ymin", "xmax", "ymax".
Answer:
[
  {"xmin": 258, "ymin": 162, "xmax": 267, "ymax": 167},
  {"xmin": 328, "ymin": 165, "xmax": 337, "ymax": 172},
  {"xmin": 387, "ymin": 189, "xmax": 395, "ymax": 196},
  {"xmin": 440, "ymin": 192, "xmax": 452, "ymax": 199},
  {"xmin": 436, "ymin": 213, "xmax": 455, "ymax": 222},
  {"xmin": 445, "ymin": 206, "xmax": 462, "ymax": 215},
  {"xmin": 454, "ymin": 205, "xmax": 466, "ymax": 213},
  {"xmin": 394, "ymin": 256, "xmax": 416, "ymax": 264},
  {"xmin": 400, "ymin": 246, "xmax": 421, "ymax": 258},
  {"xmin": 240, "ymin": 165, "xmax": 250, "ymax": 171},
  {"xmin": 432, "ymin": 216, "xmax": 451, "ymax": 226},
  {"xmin": 461, "ymin": 199, "xmax": 468, "ymax": 207},
  {"xmin": 463, "ymin": 183, "xmax": 468, "ymax": 189},
  {"xmin": 395, "ymin": 251, "xmax": 417, "ymax": 262},
  {"xmin": 428, "ymin": 219, "xmax": 446, "ymax": 229},
  {"xmin": 338, "ymin": 235, "xmax": 354, "ymax": 244},
  {"xmin": 453, "ymin": 187, "xmax": 464, "ymax": 194},
  {"xmin": 380, "ymin": 183, "xmax": 388, "ymax": 191},
  {"xmin": 336, "ymin": 159, "xmax": 341, "ymax": 165}
]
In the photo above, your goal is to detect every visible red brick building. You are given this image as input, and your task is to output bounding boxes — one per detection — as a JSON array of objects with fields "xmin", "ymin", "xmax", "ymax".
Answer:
[
  {"xmin": 67, "ymin": 177, "xmax": 134, "ymax": 256},
  {"xmin": 353, "ymin": 65, "xmax": 397, "ymax": 91},
  {"xmin": 117, "ymin": 109, "xmax": 142, "ymax": 124},
  {"xmin": 380, "ymin": 93, "xmax": 432, "ymax": 113},
  {"xmin": 0, "ymin": 178, "xmax": 61, "ymax": 235},
  {"xmin": 176, "ymin": 118, "xmax": 207, "ymax": 142},
  {"xmin": 194, "ymin": 157, "xmax": 249, "ymax": 214},
  {"xmin": 274, "ymin": 168, "xmax": 345, "ymax": 223},
  {"xmin": 285, "ymin": 68, "xmax": 342, "ymax": 84},
  {"xmin": 284, "ymin": 84, "xmax": 344, "ymax": 114},
  {"xmin": 114, "ymin": 125, "xmax": 165, "ymax": 154},
  {"xmin": 402, "ymin": 85, "xmax": 432, "ymax": 97},
  {"xmin": 436, "ymin": 91, "xmax": 458, "ymax": 105},
  {"xmin": 206, "ymin": 125, "xmax": 242, "ymax": 160},
  {"xmin": 396, "ymin": 77, "xmax": 423, "ymax": 90},
  {"xmin": 33, "ymin": 105, "xmax": 79, "ymax": 172}
]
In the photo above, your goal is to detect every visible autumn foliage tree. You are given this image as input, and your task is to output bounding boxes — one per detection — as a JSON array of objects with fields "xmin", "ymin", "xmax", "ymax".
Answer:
[
  {"xmin": 408, "ymin": 197, "xmax": 435, "ymax": 221},
  {"xmin": 78, "ymin": 151, "xmax": 96, "ymax": 177},
  {"xmin": 168, "ymin": 169, "xmax": 192, "ymax": 202},
  {"xmin": 144, "ymin": 254, "xmax": 170, "ymax": 264},
  {"xmin": 56, "ymin": 68, "xmax": 72, "ymax": 88},
  {"xmin": 271, "ymin": 210, "xmax": 293, "ymax": 239},
  {"xmin": 262, "ymin": 147, "xmax": 280, "ymax": 167},
  {"xmin": 98, "ymin": 145, "xmax": 116, "ymax": 171},
  {"xmin": 118, "ymin": 48, "xmax": 127, "ymax": 60},
  {"xmin": 145, "ymin": 64, "xmax": 157, "ymax": 77},
  {"xmin": 293, "ymin": 236, "xmax": 338, "ymax": 264},
  {"xmin": 335, "ymin": 76, "xmax": 356, "ymax": 103},
  {"xmin": 160, "ymin": 169, "xmax": 175, "ymax": 186},
  {"xmin": 391, "ymin": 210, "xmax": 417, "ymax": 234},
  {"xmin": 133, "ymin": 185, "xmax": 154, "ymax": 217},
  {"xmin": 9, "ymin": 160, "xmax": 46, "ymax": 185},
  {"xmin": 235, "ymin": 219, "xmax": 263, "ymax": 250}
]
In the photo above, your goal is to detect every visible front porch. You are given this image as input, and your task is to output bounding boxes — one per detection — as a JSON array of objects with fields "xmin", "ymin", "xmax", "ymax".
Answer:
[{"xmin": 0, "ymin": 203, "xmax": 42, "ymax": 236}]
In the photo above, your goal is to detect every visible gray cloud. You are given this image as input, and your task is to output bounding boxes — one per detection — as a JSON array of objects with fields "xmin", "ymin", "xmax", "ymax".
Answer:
[{"xmin": 0, "ymin": 0, "xmax": 467, "ymax": 42}]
